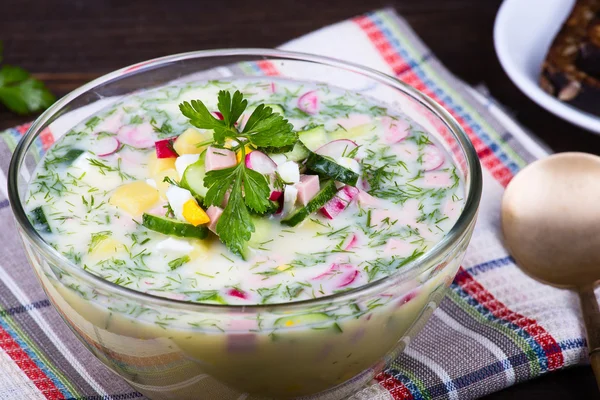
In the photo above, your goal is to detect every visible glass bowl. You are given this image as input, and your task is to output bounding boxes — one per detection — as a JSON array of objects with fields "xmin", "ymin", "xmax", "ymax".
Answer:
[{"xmin": 8, "ymin": 49, "xmax": 482, "ymax": 400}]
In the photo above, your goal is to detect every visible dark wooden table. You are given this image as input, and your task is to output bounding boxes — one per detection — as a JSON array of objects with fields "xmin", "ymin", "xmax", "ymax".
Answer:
[{"xmin": 1, "ymin": 0, "xmax": 597, "ymax": 398}]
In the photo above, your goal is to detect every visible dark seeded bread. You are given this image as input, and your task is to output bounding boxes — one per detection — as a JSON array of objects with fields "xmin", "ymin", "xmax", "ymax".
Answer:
[{"xmin": 540, "ymin": 0, "xmax": 600, "ymax": 116}]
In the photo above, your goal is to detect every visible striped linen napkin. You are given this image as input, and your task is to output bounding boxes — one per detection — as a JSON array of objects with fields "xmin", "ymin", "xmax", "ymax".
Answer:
[{"xmin": 0, "ymin": 8, "xmax": 594, "ymax": 400}]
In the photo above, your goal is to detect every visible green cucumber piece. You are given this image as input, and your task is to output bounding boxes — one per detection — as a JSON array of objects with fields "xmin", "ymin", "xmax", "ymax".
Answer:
[
  {"xmin": 274, "ymin": 312, "xmax": 331, "ymax": 328},
  {"xmin": 30, "ymin": 206, "xmax": 51, "ymax": 233},
  {"xmin": 265, "ymin": 103, "xmax": 285, "ymax": 116},
  {"xmin": 248, "ymin": 216, "xmax": 272, "ymax": 248},
  {"xmin": 180, "ymin": 160, "xmax": 208, "ymax": 200},
  {"xmin": 284, "ymin": 141, "xmax": 310, "ymax": 162},
  {"xmin": 142, "ymin": 213, "xmax": 208, "ymax": 239},
  {"xmin": 305, "ymin": 153, "xmax": 359, "ymax": 186},
  {"xmin": 298, "ymin": 125, "xmax": 329, "ymax": 152},
  {"xmin": 281, "ymin": 180, "xmax": 337, "ymax": 227}
]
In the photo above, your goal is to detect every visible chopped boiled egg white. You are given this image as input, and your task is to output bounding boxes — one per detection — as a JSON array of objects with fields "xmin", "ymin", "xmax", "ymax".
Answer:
[
  {"xmin": 282, "ymin": 185, "xmax": 298, "ymax": 216},
  {"xmin": 269, "ymin": 153, "xmax": 287, "ymax": 166},
  {"xmin": 166, "ymin": 185, "xmax": 209, "ymax": 226},
  {"xmin": 175, "ymin": 154, "xmax": 200, "ymax": 178},
  {"xmin": 156, "ymin": 237, "xmax": 194, "ymax": 255},
  {"xmin": 337, "ymin": 157, "xmax": 361, "ymax": 174},
  {"xmin": 145, "ymin": 178, "xmax": 157, "ymax": 189},
  {"xmin": 277, "ymin": 161, "xmax": 300, "ymax": 184},
  {"xmin": 166, "ymin": 186, "xmax": 196, "ymax": 220}
]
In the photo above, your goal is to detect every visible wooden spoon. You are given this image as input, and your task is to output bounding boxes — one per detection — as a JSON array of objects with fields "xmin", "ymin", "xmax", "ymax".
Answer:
[{"xmin": 502, "ymin": 152, "xmax": 600, "ymax": 390}]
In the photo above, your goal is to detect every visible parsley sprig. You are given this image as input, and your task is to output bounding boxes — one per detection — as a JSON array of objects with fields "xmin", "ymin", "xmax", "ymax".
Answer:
[
  {"xmin": 0, "ymin": 41, "xmax": 55, "ymax": 115},
  {"xmin": 179, "ymin": 90, "xmax": 298, "ymax": 258}
]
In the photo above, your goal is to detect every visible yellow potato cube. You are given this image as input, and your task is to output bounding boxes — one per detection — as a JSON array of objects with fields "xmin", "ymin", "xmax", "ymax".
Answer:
[
  {"xmin": 189, "ymin": 239, "xmax": 210, "ymax": 261},
  {"xmin": 173, "ymin": 128, "xmax": 212, "ymax": 155},
  {"xmin": 154, "ymin": 168, "xmax": 179, "ymax": 199},
  {"xmin": 90, "ymin": 237, "xmax": 123, "ymax": 257},
  {"xmin": 109, "ymin": 181, "xmax": 159, "ymax": 216},
  {"xmin": 147, "ymin": 152, "xmax": 176, "ymax": 176},
  {"xmin": 182, "ymin": 199, "xmax": 210, "ymax": 226}
]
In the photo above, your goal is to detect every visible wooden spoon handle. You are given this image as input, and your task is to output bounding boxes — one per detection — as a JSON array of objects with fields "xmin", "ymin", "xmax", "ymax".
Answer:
[{"xmin": 578, "ymin": 285, "xmax": 600, "ymax": 391}]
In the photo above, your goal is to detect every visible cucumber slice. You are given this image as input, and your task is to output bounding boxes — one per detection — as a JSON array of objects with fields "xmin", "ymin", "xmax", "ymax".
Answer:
[
  {"xmin": 298, "ymin": 125, "xmax": 329, "ymax": 152},
  {"xmin": 180, "ymin": 160, "xmax": 208, "ymax": 200},
  {"xmin": 305, "ymin": 153, "xmax": 359, "ymax": 186},
  {"xmin": 142, "ymin": 213, "xmax": 208, "ymax": 239},
  {"xmin": 248, "ymin": 216, "xmax": 272, "ymax": 247},
  {"xmin": 281, "ymin": 180, "xmax": 337, "ymax": 227},
  {"xmin": 265, "ymin": 104, "xmax": 285, "ymax": 116},
  {"xmin": 30, "ymin": 206, "xmax": 51, "ymax": 233},
  {"xmin": 274, "ymin": 312, "xmax": 331, "ymax": 328},
  {"xmin": 284, "ymin": 141, "xmax": 310, "ymax": 162}
]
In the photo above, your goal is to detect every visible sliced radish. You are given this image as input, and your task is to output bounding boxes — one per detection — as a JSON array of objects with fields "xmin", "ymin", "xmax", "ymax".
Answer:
[
  {"xmin": 96, "ymin": 136, "xmax": 120, "ymax": 157},
  {"xmin": 320, "ymin": 186, "xmax": 358, "ymax": 219},
  {"xmin": 270, "ymin": 82, "xmax": 276, "ymax": 93},
  {"xmin": 298, "ymin": 91, "xmax": 319, "ymax": 114},
  {"xmin": 213, "ymin": 111, "xmax": 224, "ymax": 120},
  {"xmin": 312, "ymin": 263, "xmax": 339, "ymax": 280},
  {"xmin": 155, "ymin": 138, "xmax": 178, "ymax": 159},
  {"xmin": 382, "ymin": 116, "xmax": 410, "ymax": 144},
  {"xmin": 269, "ymin": 190, "xmax": 283, "ymax": 201},
  {"xmin": 422, "ymin": 145, "xmax": 445, "ymax": 171},
  {"xmin": 338, "ymin": 268, "xmax": 359, "ymax": 287},
  {"xmin": 117, "ymin": 125, "xmax": 155, "ymax": 149},
  {"xmin": 227, "ymin": 288, "xmax": 248, "ymax": 300},
  {"xmin": 315, "ymin": 139, "xmax": 358, "ymax": 159},
  {"xmin": 343, "ymin": 233, "xmax": 360, "ymax": 250},
  {"xmin": 245, "ymin": 151, "xmax": 276, "ymax": 175}
]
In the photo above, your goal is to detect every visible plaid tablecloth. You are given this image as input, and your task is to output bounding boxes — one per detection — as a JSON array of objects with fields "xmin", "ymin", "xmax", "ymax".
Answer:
[{"xmin": 0, "ymin": 8, "xmax": 596, "ymax": 400}]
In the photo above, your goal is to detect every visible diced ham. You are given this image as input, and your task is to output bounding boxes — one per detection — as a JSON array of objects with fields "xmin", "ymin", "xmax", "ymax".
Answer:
[
  {"xmin": 205, "ymin": 146, "xmax": 237, "ymax": 172},
  {"xmin": 206, "ymin": 206, "xmax": 223, "ymax": 233},
  {"xmin": 423, "ymin": 171, "xmax": 453, "ymax": 188},
  {"xmin": 384, "ymin": 239, "xmax": 415, "ymax": 257},
  {"xmin": 295, "ymin": 175, "xmax": 320, "ymax": 205},
  {"xmin": 357, "ymin": 190, "xmax": 380, "ymax": 208}
]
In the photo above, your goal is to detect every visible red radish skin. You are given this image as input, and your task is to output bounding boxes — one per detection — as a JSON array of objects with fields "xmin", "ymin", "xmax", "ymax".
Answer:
[
  {"xmin": 245, "ymin": 151, "xmax": 277, "ymax": 175},
  {"xmin": 213, "ymin": 111, "xmax": 224, "ymax": 120},
  {"xmin": 422, "ymin": 145, "xmax": 445, "ymax": 171},
  {"xmin": 269, "ymin": 191, "xmax": 283, "ymax": 201},
  {"xmin": 315, "ymin": 139, "xmax": 358, "ymax": 160},
  {"xmin": 320, "ymin": 186, "xmax": 359, "ymax": 219},
  {"xmin": 382, "ymin": 116, "xmax": 410, "ymax": 144},
  {"xmin": 338, "ymin": 268, "xmax": 359, "ymax": 287},
  {"xmin": 154, "ymin": 138, "xmax": 178, "ymax": 159},
  {"xmin": 297, "ymin": 91, "xmax": 319, "ymax": 114},
  {"xmin": 227, "ymin": 288, "xmax": 248, "ymax": 300},
  {"xmin": 96, "ymin": 136, "xmax": 121, "ymax": 157},
  {"xmin": 343, "ymin": 233, "xmax": 360, "ymax": 250},
  {"xmin": 270, "ymin": 82, "xmax": 276, "ymax": 93}
]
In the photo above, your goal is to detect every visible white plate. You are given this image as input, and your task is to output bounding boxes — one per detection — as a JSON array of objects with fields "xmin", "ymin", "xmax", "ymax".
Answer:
[{"xmin": 494, "ymin": 0, "xmax": 600, "ymax": 133}]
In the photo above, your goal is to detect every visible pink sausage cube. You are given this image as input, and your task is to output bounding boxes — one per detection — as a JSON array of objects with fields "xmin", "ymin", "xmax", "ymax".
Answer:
[
  {"xmin": 205, "ymin": 146, "xmax": 237, "ymax": 172},
  {"xmin": 206, "ymin": 206, "xmax": 223, "ymax": 233},
  {"xmin": 295, "ymin": 175, "xmax": 320, "ymax": 205}
]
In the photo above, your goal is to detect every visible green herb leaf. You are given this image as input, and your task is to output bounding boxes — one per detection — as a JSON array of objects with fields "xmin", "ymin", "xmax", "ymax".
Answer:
[
  {"xmin": 242, "ymin": 104, "xmax": 297, "ymax": 148},
  {"xmin": 179, "ymin": 99, "xmax": 223, "ymax": 131},
  {"xmin": 88, "ymin": 231, "xmax": 112, "ymax": 253},
  {"xmin": 0, "ymin": 44, "xmax": 55, "ymax": 115},
  {"xmin": 168, "ymin": 255, "xmax": 190, "ymax": 270},
  {"xmin": 217, "ymin": 90, "xmax": 247, "ymax": 128}
]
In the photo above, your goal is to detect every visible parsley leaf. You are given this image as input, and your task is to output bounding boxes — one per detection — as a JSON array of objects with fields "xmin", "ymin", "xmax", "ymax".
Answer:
[
  {"xmin": 203, "ymin": 161, "xmax": 271, "ymax": 257},
  {"xmin": 179, "ymin": 90, "xmax": 297, "ymax": 257},
  {"xmin": 242, "ymin": 104, "xmax": 297, "ymax": 147},
  {"xmin": 0, "ymin": 42, "xmax": 55, "ymax": 115}
]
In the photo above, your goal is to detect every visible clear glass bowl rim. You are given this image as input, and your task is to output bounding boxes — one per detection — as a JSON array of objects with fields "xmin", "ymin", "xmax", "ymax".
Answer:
[{"xmin": 8, "ymin": 48, "xmax": 482, "ymax": 313}]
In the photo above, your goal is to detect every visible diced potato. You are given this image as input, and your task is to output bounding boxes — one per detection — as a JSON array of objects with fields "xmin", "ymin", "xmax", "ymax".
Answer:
[
  {"xmin": 109, "ymin": 181, "xmax": 159, "ymax": 216},
  {"xmin": 189, "ymin": 239, "xmax": 210, "ymax": 261},
  {"xmin": 182, "ymin": 199, "xmax": 210, "ymax": 226},
  {"xmin": 147, "ymin": 152, "xmax": 176, "ymax": 176},
  {"xmin": 154, "ymin": 168, "xmax": 179, "ymax": 199},
  {"xmin": 173, "ymin": 128, "xmax": 212, "ymax": 155},
  {"xmin": 90, "ymin": 237, "xmax": 123, "ymax": 257}
]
